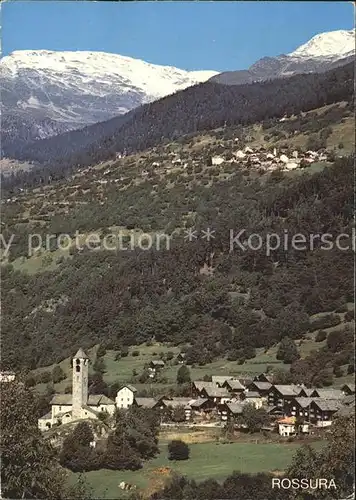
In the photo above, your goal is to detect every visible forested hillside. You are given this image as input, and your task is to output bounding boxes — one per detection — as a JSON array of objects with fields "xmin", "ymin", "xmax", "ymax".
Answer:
[
  {"xmin": 8, "ymin": 62, "xmax": 353, "ymax": 170},
  {"xmin": 1, "ymin": 141, "xmax": 353, "ymax": 380}
]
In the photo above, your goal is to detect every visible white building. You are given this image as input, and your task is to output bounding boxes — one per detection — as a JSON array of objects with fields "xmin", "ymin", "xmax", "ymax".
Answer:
[{"xmin": 115, "ymin": 385, "xmax": 137, "ymax": 409}]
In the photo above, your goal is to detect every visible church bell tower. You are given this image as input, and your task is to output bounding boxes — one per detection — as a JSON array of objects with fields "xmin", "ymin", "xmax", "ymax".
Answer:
[{"xmin": 72, "ymin": 348, "xmax": 89, "ymax": 419}]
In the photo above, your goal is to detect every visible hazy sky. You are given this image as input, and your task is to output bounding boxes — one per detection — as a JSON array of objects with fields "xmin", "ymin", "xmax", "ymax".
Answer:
[{"xmin": 2, "ymin": 1, "xmax": 354, "ymax": 71}]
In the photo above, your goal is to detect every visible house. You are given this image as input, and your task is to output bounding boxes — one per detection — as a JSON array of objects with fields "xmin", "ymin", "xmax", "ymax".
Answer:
[
  {"xmin": 265, "ymin": 406, "xmax": 284, "ymax": 419},
  {"xmin": 189, "ymin": 398, "xmax": 214, "ymax": 420},
  {"xmin": 341, "ymin": 384, "xmax": 355, "ymax": 396},
  {"xmin": 116, "ymin": 385, "xmax": 137, "ymax": 409},
  {"xmin": 286, "ymin": 397, "xmax": 314, "ymax": 420},
  {"xmin": 159, "ymin": 397, "xmax": 193, "ymax": 409},
  {"xmin": 133, "ymin": 398, "xmax": 157, "ymax": 409},
  {"xmin": 211, "ymin": 375, "xmax": 234, "ymax": 387},
  {"xmin": 313, "ymin": 389, "xmax": 344, "ymax": 400},
  {"xmin": 149, "ymin": 360, "xmax": 165, "ymax": 370},
  {"xmin": 38, "ymin": 349, "xmax": 116, "ymax": 431},
  {"xmin": 241, "ymin": 391, "xmax": 264, "ymax": 409},
  {"xmin": 211, "ymin": 156, "xmax": 225, "ymax": 166},
  {"xmin": 253, "ymin": 373, "xmax": 273, "ymax": 383},
  {"xmin": 200, "ymin": 386, "xmax": 230, "ymax": 404},
  {"xmin": 148, "ymin": 359, "xmax": 165, "ymax": 377},
  {"xmin": 267, "ymin": 385, "xmax": 303, "ymax": 408},
  {"xmin": 192, "ymin": 381, "xmax": 215, "ymax": 398},
  {"xmin": 309, "ymin": 399, "xmax": 343, "ymax": 427},
  {"xmin": 277, "ymin": 416, "xmax": 309, "ymax": 437},
  {"xmin": 246, "ymin": 381, "xmax": 272, "ymax": 397},
  {"xmin": 277, "ymin": 417, "xmax": 296, "ymax": 436},
  {"xmin": 222, "ymin": 379, "xmax": 246, "ymax": 395},
  {"xmin": 219, "ymin": 402, "xmax": 244, "ymax": 423},
  {"xmin": 176, "ymin": 353, "xmax": 186, "ymax": 364}
]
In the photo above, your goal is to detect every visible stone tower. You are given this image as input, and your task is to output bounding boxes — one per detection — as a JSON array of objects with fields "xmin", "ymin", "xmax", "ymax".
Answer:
[{"xmin": 72, "ymin": 348, "xmax": 89, "ymax": 419}]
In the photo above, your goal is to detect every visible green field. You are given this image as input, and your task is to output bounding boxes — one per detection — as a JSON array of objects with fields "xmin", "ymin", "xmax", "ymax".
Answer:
[{"xmin": 69, "ymin": 440, "xmax": 325, "ymax": 499}]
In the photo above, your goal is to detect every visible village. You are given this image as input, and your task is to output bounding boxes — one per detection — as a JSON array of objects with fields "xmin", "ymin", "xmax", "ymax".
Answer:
[{"xmin": 12, "ymin": 347, "xmax": 351, "ymax": 440}]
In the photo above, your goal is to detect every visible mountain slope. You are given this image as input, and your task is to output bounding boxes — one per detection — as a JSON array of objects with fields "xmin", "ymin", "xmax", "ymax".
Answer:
[
  {"xmin": 10, "ymin": 62, "xmax": 353, "ymax": 170},
  {"xmin": 1, "ymin": 50, "xmax": 218, "ymax": 147},
  {"xmin": 210, "ymin": 30, "xmax": 355, "ymax": 85}
]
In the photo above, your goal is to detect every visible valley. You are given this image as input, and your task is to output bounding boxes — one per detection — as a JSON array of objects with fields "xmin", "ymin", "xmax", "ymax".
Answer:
[{"xmin": 1, "ymin": 16, "xmax": 355, "ymax": 500}]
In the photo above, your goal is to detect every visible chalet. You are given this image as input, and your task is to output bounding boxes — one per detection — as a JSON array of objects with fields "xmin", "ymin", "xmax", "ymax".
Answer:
[
  {"xmin": 189, "ymin": 398, "xmax": 213, "ymax": 418},
  {"xmin": 309, "ymin": 399, "xmax": 343, "ymax": 427},
  {"xmin": 287, "ymin": 397, "xmax": 314, "ymax": 420},
  {"xmin": 116, "ymin": 385, "xmax": 137, "ymax": 409},
  {"xmin": 299, "ymin": 387, "xmax": 319, "ymax": 397},
  {"xmin": 222, "ymin": 379, "xmax": 246, "ymax": 395},
  {"xmin": 133, "ymin": 397, "xmax": 157, "ymax": 409},
  {"xmin": 219, "ymin": 402, "xmax": 244, "ymax": 423},
  {"xmin": 148, "ymin": 360, "xmax": 165, "ymax": 377},
  {"xmin": 246, "ymin": 381, "xmax": 272, "ymax": 397},
  {"xmin": 192, "ymin": 381, "xmax": 215, "ymax": 398},
  {"xmin": 176, "ymin": 353, "xmax": 186, "ymax": 364},
  {"xmin": 158, "ymin": 398, "xmax": 193, "ymax": 420},
  {"xmin": 313, "ymin": 389, "xmax": 344, "ymax": 400},
  {"xmin": 253, "ymin": 373, "xmax": 273, "ymax": 383},
  {"xmin": 267, "ymin": 385, "xmax": 303, "ymax": 408},
  {"xmin": 265, "ymin": 405, "xmax": 284, "ymax": 419},
  {"xmin": 341, "ymin": 384, "xmax": 355, "ymax": 396},
  {"xmin": 200, "ymin": 386, "xmax": 230, "ymax": 404},
  {"xmin": 159, "ymin": 397, "xmax": 192, "ymax": 409},
  {"xmin": 241, "ymin": 391, "xmax": 264, "ymax": 409},
  {"xmin": 211, "ymin": 375, "xmax": 234, "ymax": 388}
]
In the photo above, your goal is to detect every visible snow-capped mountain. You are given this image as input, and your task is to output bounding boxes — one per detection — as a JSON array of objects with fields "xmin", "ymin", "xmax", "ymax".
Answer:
[
  {"xmin": 211, "ymin": 29, "xmax": 355, "ymax": 85},
  {"xmin": 289, "ymin": 30, "xmax": 354, "ymax": 59},
  {"xmin": 1, "ymin": 50, "xmax": 218, "ymax": 150}
]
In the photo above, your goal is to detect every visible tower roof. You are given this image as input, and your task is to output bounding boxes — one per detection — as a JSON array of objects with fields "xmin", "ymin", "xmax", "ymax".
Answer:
[{"xmin": 73, "ymin": 348, "xmax": 89, "ymax": 360}]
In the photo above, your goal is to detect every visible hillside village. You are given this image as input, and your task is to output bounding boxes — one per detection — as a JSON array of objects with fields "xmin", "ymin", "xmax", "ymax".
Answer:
[{"xmin": 31, "ymin": 347, "xmax": 355, "ymax": 442}]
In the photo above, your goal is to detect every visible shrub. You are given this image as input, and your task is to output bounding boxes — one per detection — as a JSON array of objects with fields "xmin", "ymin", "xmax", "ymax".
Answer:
[
  {"xmin": 168, "ymin": 440, "xmax": 190, "ymax": 461},
  {"xmin": 315, "ymin": 330, "xmax": 327, "ymax": 342},
  {"xmin": 309, "ymin": 314, "xmax": 341, "ymax": 332},
  {"xmin": 344, "ymin": 310, "xmax": 354, "ymax": 322}
]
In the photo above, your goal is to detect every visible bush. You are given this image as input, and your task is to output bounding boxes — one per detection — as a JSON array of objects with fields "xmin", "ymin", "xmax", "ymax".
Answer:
[
  {"xmin": 168, "ymin": 440, "xmax": 190, "ymax": 461},
  {"xmin": 131, "ymin": 350, "xmax": 140, "ymax": 357},
  {"xmin": 309, "ymin": 314, "xmax": 341, "ymax": 332},
  {"xmin": 36, "ymin": 371, "xmax": 52, "ymax": 384},
  {"xmin": 315, "ymin": 330, "xmax": 327, "ymax": 342},
  {"xmin": 344, "ymin": 310, "xmax": 354, "ymax": 322},
  {"xmin": 52, "ymin": 365, "xmax": 66, "ymax": 384}
]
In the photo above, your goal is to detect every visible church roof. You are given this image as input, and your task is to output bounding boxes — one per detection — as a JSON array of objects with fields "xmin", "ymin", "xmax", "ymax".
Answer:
[
  {"xmin": 74, "ymin": 348, "xmax": 89, "ymax": 359},
  {"xmin": 50, "ymin": 394, "xmax": 72, "ymax": 405},
  {"xmin": 39, "ymin": 411, "xmax": 52, "ymax": 420},
  {"xmin": 50, "ymin": 393, "xmax": 115, "ymax": 406}
]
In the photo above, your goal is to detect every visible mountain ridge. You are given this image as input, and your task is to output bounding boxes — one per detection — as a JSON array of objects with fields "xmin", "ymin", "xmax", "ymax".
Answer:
[{"xmin": 210, "ymin": 29, "xmax": 355, "ymax": 85}]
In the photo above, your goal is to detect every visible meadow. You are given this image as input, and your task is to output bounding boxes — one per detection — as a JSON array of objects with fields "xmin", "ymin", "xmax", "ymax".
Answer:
[{"xmin": 69, "ymin": 440, "xmax": 326, "ymax": 499}]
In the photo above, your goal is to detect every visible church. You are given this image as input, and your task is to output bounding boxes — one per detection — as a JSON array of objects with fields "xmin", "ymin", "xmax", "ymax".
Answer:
[{"xmin": 38, "ymin": 348, "xmax": 116, "ymax": 431}]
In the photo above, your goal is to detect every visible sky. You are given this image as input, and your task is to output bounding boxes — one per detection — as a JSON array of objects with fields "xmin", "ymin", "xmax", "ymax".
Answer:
[{"xmin": 2, "ymin": 1, "xmax": 354, "ymax": 71}]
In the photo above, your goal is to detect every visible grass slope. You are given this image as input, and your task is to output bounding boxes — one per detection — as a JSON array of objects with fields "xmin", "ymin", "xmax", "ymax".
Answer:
[{"xmin": 69, "ymin": 441, "xmax": 325, "ymax": 499}]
